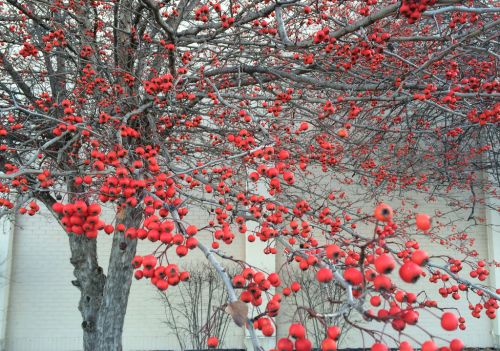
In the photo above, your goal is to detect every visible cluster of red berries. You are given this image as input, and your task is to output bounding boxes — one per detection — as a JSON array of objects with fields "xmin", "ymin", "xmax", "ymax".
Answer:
[
  {"xmin": 80, "ymin": 45, "xmax": 93, "ymax": 58},
  {"xmin": 227, "ymin": 129, "xmax": 257, "ymax": 151},
  {"xmin": 143, "ymin": 74, "xmax": 174, "ymax": 95},
  {"xmin": 449, "ymin": 12, "xmax": 478, "ymax": 28},
  {"xmin": 219, "ymin": 15, "xmax": 235, "ymax": 28},
  {"xmin": 0, "ymin": 197, "xmax": 14, "ymax": 209},
  {"xmin": 413, "ymin": 83, "xmax": 437, "ymax": 101},
  {"xmin": 276, "ymin": 324, "xmax": 340, "ymax": 351},
  {"xmin": 399, "ymin": 0, "xmax": 437, "ymax": 24},
  {"xmin": 446, "ymin": 61, "xmax": 459, "ymax": 80},
  {"xmin": 132, "ymin": 255, "xmax": 189, "ymax": 291},
  {"xmin": 313, "ymin": 27, "xmax": 331, "ymax": 44},
  {"xmin": 194, "ymin": 5, "xmax": 210, "ymax": 22},
  {"xmin": 19, "ymin": 42, "xmax": 38, "ymax": 57},
  {"xmin": 469, "ymin": 259, "xmax": 489, "ymax": 279},
  {"xmin": 193, "ymin": 3, "xmax": 225, "ymax": 23},
  {"xmin": 125, "ymin": 220, "xmax": 198, "ymax": 257},
  {"xmin": 52, "ymin": 201, "xmax": 105, "ymax": 238},
  {"xmin": 438, "ymin": 285, "xmax": 465, "ymax": 300},
  {"xmin": 212, "ymin": 222, "xmax": 235, "ymax": 247},
  {"xmin": 252, "ymin": 19, "xmax": 277, "ymax": 35},
  {"xmin": 467, "ymin": 106, "xmax": 500, "ymax": 126},
  {"xmin": 18, "ymin": 201, "xmax": 40, "ymax": 216},
  {"xmin": 235, "ymin": 268, "xmax": 281, "ymax": 307},
  {"xmin": 303, "ymin": 53, "xmax": 314, "ymax": 65},
  {"xmin": 265, "ymin": 100, "xmax": 284, "ymax": 117},
  {"xmin": 472, "ymin": 297, "xmax": 499, "ymax": 319},
  {"xmin": 248, "ymin": 161, "xmax": 295, "ymax": 195},
  {"xmin": 374, "ymin": 304, "xmax": 420, "ymax": 331},
  {"xmin": 42, "ymin": 29, "xmax": 66, "ymax": 52},
  {"xmin": 254, "ymin": 316, "xmax": 275, "ymax": 337},
  {"xmin": 36, "ymin": 170, "xmax": 55, "ymax": 188}
]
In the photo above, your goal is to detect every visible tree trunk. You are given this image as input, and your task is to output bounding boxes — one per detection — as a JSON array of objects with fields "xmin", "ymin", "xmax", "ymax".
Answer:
[
  {"xmin": 62, "ymin": 184, "xmax": 107, "ymax": 351},
  {"xmin": 41, "ymin": 191, "xmax": 141, "ymax": 350},
  {"xmin": 68, "ymin": 235, "xmax": 106, "ymax": 351},
  {"xmin": 95, "ymin": 205, "xmax": 142, "ymax": 351}
]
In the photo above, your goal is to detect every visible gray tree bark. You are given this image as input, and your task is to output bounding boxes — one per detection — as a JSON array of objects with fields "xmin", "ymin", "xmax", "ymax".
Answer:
[
  {"xmin": 94, "ymin": 205, "xmax": 141, "ymax": 351},
  {"xmin": 68, "ymin": 235, "xmax": 106, "ymax": 351}
]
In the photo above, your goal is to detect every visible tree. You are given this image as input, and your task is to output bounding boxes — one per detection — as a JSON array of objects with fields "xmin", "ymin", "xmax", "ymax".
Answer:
[
  {"xmin": 0, "ymin": 0, "xmax": 499, "ymax": 350},
  {"xmin": 159, "ymin": 263, "xmax": 235, "ymax": 350}
]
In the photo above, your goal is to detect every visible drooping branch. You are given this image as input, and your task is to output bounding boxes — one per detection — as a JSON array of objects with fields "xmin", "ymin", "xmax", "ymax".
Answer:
[{"xmin": 171, "ymin": 207, "xmax": 264, "ymax": 351}]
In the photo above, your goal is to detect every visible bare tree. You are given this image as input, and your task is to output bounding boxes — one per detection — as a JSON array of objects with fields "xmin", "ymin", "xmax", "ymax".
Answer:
[{"xmin": 159, "ymin": 263, "xmax": 234, "ymax": 350}]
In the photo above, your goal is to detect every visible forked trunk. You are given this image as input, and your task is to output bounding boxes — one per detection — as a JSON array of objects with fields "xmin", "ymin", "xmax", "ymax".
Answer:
[{"xmin": 62, "ymin": 201, "xmax": 140, "ymax": 351}]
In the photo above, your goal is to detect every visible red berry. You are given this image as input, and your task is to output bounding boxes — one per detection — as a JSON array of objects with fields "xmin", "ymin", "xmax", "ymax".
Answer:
[
  {"xmin": 373, "ymin": 275, "xmax": 392, "ymax": 291},
  {"xmin": 441, "ymin": 312, "xmax": 458, "ymax": 331},
  {"xmin": 374, "ymin": 203, "xmax": 393, "ymax": 222},
  {"xmin": 142, "ymin": 255, "xmax": 157, "ymax": 269},
  {"xmin": 52, "ymin": 202, "xmax": 64, "ymax": 213},
  {"xmin": 326, "ymin": 326, "xmax": 341, "ymax": 340},
  {"xmin": 232, "ymin": 275, "xmax": 245, "ymax": 288},
  {"xmin": 371, "ymin": 343, "xmax": 388, "ymax": 351},
  {"xmin": 262, "ymin": 324, "xmax": 274, "ymax": 336},
  {"xmin": 370, "ymin": 295, "xmax": 381, "ymax": 306},
  {"xmin": 289, "ymin": 323, "xmax": 306, "ymax": 339},
  {"xmin": 400, "ymin": 341, "xmax": 414, "ymax": 351},
  {"xmin": 321, "ymin": 338, "xmax": 337, "ymax": 351},
  {"xmin": 411, "ymin": 250, "xmax": 429, "ymax": 266},
  {"xmin": 325, "ymin": 245, "xmax": 342, "ymax": 260},
  {"xmin": 295, "ymin": 338, "xmax": 312, "ymax": 351},
  {"xmin": 416, "ymin": 213, "xmax": 431, "ymax": 231},
  {"xmin": 291, "ymin": 281, "xmax": 301, "ymax": 292},
  {"xmin": 403, "ymin": 310, "xmax": 419, "ymax": 325},
  {"xmin": 317, "ymin": 267, "xmax": 334, "ymax": 283},
  {"xmin": 422, "ymin": 341, "xmax": 438, "ymax": 351},
  {"xmin": 344, "ymin": 268, "xmax": 363, "ymax": 285},
  {"xmin": 399, "ymin": 262, "xmax": 422, "ymax": 283},
  {"xmin": 186, "ymin": 225, "xmax": 198, "ymax": 236},
  {"xmin": 449, "ymin": 339, "xmax": 464, "ymax": 351},
  {"xmin": 207, "ymin": 336, "xmax": 219, "ymax": 348},
  {"xmin": 375, "ymin": 254, "xmax": 395, "ymax": 274},
  {"xmin": 277, "ymin": 338, "xmax": 293, "ymax": 351},
  {"xmin": 88, "ymin": 203, "xmax": 102, "ymax": 216},
  {"xmin": 337, "ymin": 128, "xmax": 348, "ymax": 138}
]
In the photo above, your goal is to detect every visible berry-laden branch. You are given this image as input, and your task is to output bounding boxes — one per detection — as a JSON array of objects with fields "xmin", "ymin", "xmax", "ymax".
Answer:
[{"xmin": 170, "ymin": 202, "xmax": 265, "ymax": 351}]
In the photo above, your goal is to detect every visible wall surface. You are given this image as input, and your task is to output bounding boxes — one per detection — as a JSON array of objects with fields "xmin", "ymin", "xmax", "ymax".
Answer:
[
  {"xmin": 2, "ymin": 188, "xmax": 498, "ymax": 350},
  {"xmin": 0, "ymin": 215, "xmax": 14, "ymax": 351}
]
